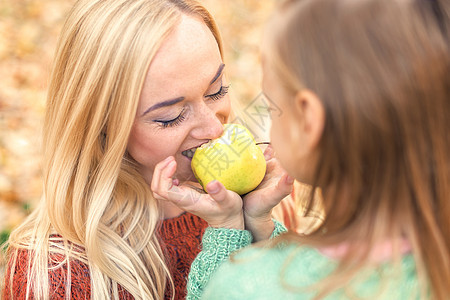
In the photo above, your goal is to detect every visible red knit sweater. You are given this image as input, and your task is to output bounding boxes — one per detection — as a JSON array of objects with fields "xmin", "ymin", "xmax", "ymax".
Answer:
[{"xmin": 2, "ymin": 212, "xmax": 208, "ymax": 300}]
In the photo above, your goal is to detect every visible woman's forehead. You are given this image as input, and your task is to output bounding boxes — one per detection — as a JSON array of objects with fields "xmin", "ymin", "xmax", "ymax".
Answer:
[{"xmin": 139, "ymin": 15, "xmax": 223, "ymax": 104}]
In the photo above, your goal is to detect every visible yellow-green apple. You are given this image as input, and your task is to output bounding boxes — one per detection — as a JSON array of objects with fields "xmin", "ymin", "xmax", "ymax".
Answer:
[{"xmin": 191, "ymin": 123, "xmax": 266, "ymax": 195}]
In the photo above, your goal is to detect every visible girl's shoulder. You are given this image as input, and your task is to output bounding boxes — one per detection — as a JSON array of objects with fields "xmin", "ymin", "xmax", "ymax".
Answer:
[
  {"xmin": 230, "ymin": 243, "xmax": 337, "ymax": 282},
  {"xmin": 202, "ymin": 243, "xmax": 330, "ymax": 299},
  {"xmin": 203, "ymin": 243, "xmax": 419, "ymax": 300}
]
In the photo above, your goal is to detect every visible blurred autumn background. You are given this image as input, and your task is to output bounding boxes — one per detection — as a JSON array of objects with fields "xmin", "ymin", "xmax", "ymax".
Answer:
[{"xmin": 0, "ymin": 0, "xmax": 276, "ymax": 273}]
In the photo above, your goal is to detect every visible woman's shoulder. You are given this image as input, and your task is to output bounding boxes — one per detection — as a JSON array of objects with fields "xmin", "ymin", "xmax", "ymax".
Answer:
[
  {"xmin": 3, "ymin": 245, "xmax": 92, "ymax": 299},
  {"xmin": 7, "ymin": 247, "xmax": 90, "ymax": 279}
]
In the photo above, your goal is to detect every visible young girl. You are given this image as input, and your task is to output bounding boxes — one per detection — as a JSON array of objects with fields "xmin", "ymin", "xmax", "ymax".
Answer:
[
  {"xmin": 1, "ymin": 0, "xmax": 294, "ymax": 299},
  {"xmin": 156, "ymin": 0, "xmax": 450, "ymax": 299}
]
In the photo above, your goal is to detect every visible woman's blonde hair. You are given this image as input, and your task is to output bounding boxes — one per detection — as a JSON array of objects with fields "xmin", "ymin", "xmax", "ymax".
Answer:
[
  {"xmin": 4, "ymin": 0, "xmax": 223, "ymax": 299},
  {"xmin": 266, "ymin": 0, "xmax": 449, "ymax": 299}
]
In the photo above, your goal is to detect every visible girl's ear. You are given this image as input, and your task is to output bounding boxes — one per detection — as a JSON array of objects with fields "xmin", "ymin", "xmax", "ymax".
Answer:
[{"xmin": 293, "ymin": 89, "xmax": 325, "ymax": 151}]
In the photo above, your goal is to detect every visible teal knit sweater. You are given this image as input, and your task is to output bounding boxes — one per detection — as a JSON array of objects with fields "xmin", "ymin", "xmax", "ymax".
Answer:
[{"xmin": 187, "ymin": 221, "xmax": 419, "ymax": 299}]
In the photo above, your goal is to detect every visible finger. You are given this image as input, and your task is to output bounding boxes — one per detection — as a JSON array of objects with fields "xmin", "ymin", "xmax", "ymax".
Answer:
[
  {"xmin": 263, "ymin": 144, "xmax": 274, "ymax": 161},
  {"xmin": 151, "ymin": 157, "xmax": 177, "ymax": 199},
  {"xmin": 166, "ymin": 181, "xmax": 244, "ymax": 229},
  {"xmin": 276, "ymin": 173, "xmax": 295, "ymax": 196},
  {"xmin": 161, "ymin": 160, "xmax": 177, "ymax": 191},
  {"xmin": 264, "ymin": 156, "xmax": 277, "ymax": 174},
  {"xmin": 167, "ymin": 184, "xmax": 203, "ymax": 206},
  {"xmin": 260, "ymin": 173, "xmax": 294, "ymax": 207},
  {"xmin": 205, "ymin": 180, "xmax": 228, "ymax": 203},
  {"xmin": 151, "ymin": 156, "xmax": 175, "ymax": 192}
]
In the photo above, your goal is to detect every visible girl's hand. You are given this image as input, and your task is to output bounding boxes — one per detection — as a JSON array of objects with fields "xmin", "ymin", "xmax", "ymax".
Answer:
[
  {"xmin": 243, "ymin": 145, "xmax": 294, "ymax": 241},
  {"xmin": 151, "ymin": 156, "xmax": 244, "ymax": 229}
]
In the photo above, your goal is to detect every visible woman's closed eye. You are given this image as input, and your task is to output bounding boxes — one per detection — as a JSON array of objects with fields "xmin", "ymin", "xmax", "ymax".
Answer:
[
  {"xmin": 152, "ymin": 84, "xmax": 229, "ymax": 129},
  {"xmin": 205, "ymin": 84, "xmax": 229, "ymax": 101},
  {"xmin": 153, "ymin": 107, "xmax": 187, "ymax": 128}
]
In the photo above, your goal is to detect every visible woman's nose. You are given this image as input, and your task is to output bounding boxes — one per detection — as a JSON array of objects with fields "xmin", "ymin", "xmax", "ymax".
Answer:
[{"xmin": 191, "ymin": 107, "xmax": 225, "ymax": 140}]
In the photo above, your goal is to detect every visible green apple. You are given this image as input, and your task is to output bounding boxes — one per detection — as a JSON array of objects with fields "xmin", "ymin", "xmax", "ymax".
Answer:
[{"xmin": 191, "ymin": 123, "xmax": 266, "ymax": 195}]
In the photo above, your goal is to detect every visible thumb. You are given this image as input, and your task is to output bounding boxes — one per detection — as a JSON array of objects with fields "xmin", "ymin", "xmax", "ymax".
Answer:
[
  {"xmin": 205, "ymin": 180, "xmax": 228, "ymax": 203},
  {"xmin": 263, "ymin": 144, "xmax": 274, "ymax": 161},
  {"xmin": 277, "ymin": 173, "xmax": 295, "ymax": 196}
]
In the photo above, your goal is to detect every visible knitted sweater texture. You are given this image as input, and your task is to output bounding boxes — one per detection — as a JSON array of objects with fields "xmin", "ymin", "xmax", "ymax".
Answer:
[
  {"xmin": 160, "ymin": 212, "xmax": 208, "ymax": 300},
  {"xmin": 187, "ymin": 225, "xmax": 420, "ymax": 300},
  {"xmin": 2, "ymin": 212, "xmax": 208, "ymax": 299}
]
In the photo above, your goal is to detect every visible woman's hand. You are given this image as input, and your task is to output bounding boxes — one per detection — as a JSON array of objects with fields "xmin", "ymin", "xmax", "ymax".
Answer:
[
  {"xmin": 151, "ymin": 156, "xmax": 244, "ymax": 229},
  {"xmin": 243, "ymin": 145, "xmax": 294, "ymax": 241}
]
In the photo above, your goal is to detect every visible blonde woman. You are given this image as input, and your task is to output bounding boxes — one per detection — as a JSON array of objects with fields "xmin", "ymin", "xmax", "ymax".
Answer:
[
  {"xmin": 2, "ymin": 0, "xmax": 294, "ymax": 299},
  {"xmin": 153, "ymin": 0, "xmax": 450, "ymax": 299}
]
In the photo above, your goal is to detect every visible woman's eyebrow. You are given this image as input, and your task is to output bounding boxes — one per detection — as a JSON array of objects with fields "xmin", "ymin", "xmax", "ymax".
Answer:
[
  {"xmin": 141, "ymin": 97, "xmax": 185, "ymax": 116},
  {"xmin": 210, "ymin": 63, "xmax": 225, "ymax": 85},
  {"xmin": 141, "ymin": 63, "xmax": 225, "ymax": 117}
]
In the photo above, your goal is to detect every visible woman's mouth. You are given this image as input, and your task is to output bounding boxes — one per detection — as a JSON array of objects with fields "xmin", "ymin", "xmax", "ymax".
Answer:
[
  {"xmin": 181, "ymin": 147, "xmax": 198, "ymax": 159},
  {"xmin": 182, "ymin": 141, "xmax": 212, "ymax": 160}
]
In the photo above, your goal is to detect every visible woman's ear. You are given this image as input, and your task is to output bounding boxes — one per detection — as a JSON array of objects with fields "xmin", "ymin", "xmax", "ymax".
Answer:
[{"xmin": 293, "ymin": 89, "xmax": 325, "ymax": 151}]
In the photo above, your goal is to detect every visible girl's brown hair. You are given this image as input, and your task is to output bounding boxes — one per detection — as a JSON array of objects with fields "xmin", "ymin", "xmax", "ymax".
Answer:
[{"xmin": 266, "ymin": 0, "xmax": 449, "ymax": 298}]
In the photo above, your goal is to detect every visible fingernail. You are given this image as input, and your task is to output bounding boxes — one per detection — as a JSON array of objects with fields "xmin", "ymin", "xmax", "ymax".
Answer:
[
  {"xmin": 206, "ymin": 180, "xmax": 221, "ymax": 194},
  {"xmin": 264, "ymin": 145, "xmax": 274, "ymax": 160},
  {"xmin": 285, "ymin": 175, "xmax": 295, "ymax": 185},
  {"xmin": 168, "ymin": 160, "xmax": 176, "ymax": 168},
  {"xmin": 160, "ymin": 156, "xmax": 173, "ymax": 167},
  {"xmin": 172, "ymin": 178, "xmax": 180, "ymax": 186}
]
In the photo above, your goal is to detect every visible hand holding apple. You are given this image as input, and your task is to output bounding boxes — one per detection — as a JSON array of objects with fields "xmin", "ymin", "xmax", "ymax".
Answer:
[
  {"xmin": 151, "ymin": 156, "xmax": 244, "ymax": 229},
  {"xmin": 242, "ymin": 145, "xmax": 294, "ymax": 241},
  {"xmin": 191, "ymin": 123, "xmax": 266, "ymax": 195}
]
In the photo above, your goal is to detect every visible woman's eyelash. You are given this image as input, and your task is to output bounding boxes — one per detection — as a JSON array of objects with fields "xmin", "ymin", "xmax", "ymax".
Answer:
[
  {"xmin": 206, "ymin": 85, "xmax": 230, "ymax": 101},
  {"xmin": 154, "ymin": 109, "xmax": 186, "ymax": 128},
  {"xmin": 153, "ymin": 85, "xmax": 229, "ymax": 129}
]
